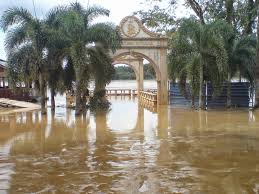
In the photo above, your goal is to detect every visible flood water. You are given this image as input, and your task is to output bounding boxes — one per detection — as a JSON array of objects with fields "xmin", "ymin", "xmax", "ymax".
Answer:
[{"xmin": 0, "ymin": 96, "xmax": 259, "ymax": 194}]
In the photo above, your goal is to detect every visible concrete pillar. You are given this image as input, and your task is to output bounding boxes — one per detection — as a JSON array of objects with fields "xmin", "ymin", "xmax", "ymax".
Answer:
[
  {"xmin": 130, "ymin": 59, "xmax": 143, "ymax": 96},
  {"xmin": 138, "ymin": 59, "xmax": 144, "ymax": 92},
  {"xmin": 157, "ymin": 49, "xmax": 168, "ymax": 105}
]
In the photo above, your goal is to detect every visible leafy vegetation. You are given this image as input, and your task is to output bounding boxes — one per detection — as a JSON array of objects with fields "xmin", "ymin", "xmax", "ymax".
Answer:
[
  {"xmin": 112, "ymin": 64, "xmax": 156, "ymax": 80},
  {"xmin": 1, "ymin": 2, "xmax": 121, "ymax": 114},
  {"xmin": 1, "ymin": 0, "xmax": 259, "ymax": 111},
  {"xmin": 138, "ymin": 0, "xmax": 257, "ymax": 108}
]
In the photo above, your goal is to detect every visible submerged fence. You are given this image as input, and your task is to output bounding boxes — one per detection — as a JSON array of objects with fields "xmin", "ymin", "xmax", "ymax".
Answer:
[{"xmin": 169, "ymin": 82, "xmax": 252, "ymax": 108}]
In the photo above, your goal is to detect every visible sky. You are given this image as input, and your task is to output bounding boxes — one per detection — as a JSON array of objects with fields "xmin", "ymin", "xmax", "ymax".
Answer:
[{"xmin": 0, "ymin": 0, "xmax": 189, "ymax": 60}]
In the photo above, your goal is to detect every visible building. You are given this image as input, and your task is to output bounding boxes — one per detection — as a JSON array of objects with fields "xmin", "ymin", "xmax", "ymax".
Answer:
[{"xmin": 0, "ymin": 59, "xmax": 8, "ymax": 88}]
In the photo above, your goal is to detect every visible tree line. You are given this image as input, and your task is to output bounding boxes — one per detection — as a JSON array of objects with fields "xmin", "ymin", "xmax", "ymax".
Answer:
[
  {"xmin": 112, "ymin": 64, "xmax": 156, "ymax": 80},
  {"xmin": 135, "ymin": 0, "xmax": 258, "ymax": 108},
  {"xmin": 0, "ymin": 2, "xmax": 121, "ymax": 115}
]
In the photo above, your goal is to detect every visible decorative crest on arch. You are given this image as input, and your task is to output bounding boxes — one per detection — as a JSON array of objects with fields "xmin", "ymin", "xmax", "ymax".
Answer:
[{"xmin": 118, "ymin": 16, "xmax": 160, "ymax": 38}]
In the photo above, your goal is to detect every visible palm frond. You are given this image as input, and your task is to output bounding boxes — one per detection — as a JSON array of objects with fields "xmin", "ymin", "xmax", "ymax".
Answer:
[
  {"xmin": 87, "ymin": 23, "xmax": 121, "ymax": 52},
  {"xmin": 7, "ymin": 43, "xmax": 37, "ymax": 87},
  {"xmin": 45, "ymin": 6, "xmax": 67, "ymax": 27},
  {"xmin": 4, "ymin": 24, "xmax": 29, "ymax": 52},
  {"xmin": 0, "ymin": 7, "xmax": 33, "ymax": 32},
  {"xmin": 85, "ymin": 5, "xmax": 110, "ymax": 23}
]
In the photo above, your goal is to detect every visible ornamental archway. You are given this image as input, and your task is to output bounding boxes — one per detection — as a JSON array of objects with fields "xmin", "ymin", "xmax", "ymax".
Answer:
[{"xmin": 111, "ymin": 16, "xmax": 168, "ymax": 105}]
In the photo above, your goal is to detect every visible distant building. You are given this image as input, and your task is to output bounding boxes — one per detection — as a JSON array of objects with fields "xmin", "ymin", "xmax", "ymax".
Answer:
[{"xmin": 0, "ymin": 59, "xmax": 8, "ymax": 88}]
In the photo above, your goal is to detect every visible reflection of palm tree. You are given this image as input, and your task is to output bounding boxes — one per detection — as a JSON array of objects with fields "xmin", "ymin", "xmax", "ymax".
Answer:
[
  {"xmin": 92, "ymin": 110, "xmax": 118, "ymax": 192},
  {"xmin": 10, "ymin": 110, "xmax": 90, "ymax": 155}
]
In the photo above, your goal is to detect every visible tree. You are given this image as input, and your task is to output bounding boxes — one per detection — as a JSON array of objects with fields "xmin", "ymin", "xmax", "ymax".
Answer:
[
  {"xmin": 168, "ymin": 18, "xmax": 229, "ymax": 108},
  {"xmin": 48, "ymin": 2, "xmax": 121, "ymax": 114},
  {"xmin": 44, "ymin": 20, "xmax": 70, "ymax": 111},
  {"xmin": 182, "ymin": 0, "xmax": 257, "ymax": 108},
  {"xmin": 89, "ymin": 45, "xmax": 115, "ymax": 109},
  {"xmin": 255, "ymin": 1, "xmax": 259, "ymax": 107},
  {"xmin": 1, "ymin": 7, "xmax": 49, "ymax": 114},
  {"xmin": 144, "ymin": 63, "xmax": 156, "ymax": 79},
  {"xmin": 134, "ymin": 4, "xmax": 176, "ymax": 32}
]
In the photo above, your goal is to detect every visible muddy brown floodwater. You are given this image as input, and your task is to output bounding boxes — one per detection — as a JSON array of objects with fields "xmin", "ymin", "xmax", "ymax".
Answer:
[{"xmin": 0, "ymin": 96, "xmax": 259, "ymax": 194}]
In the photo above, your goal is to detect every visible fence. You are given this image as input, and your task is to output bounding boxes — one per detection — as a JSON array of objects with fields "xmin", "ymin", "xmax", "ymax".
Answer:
[
  {"xmin": 169, "ymin": 82, "xmax": 251, "ymax": 108},
  {"xmin": 0, "ymin": 88, "xmax": 33, "ymax": 102}
]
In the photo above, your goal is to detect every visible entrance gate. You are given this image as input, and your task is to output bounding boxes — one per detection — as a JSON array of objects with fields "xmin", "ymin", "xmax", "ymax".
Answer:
[{"xmin": 111, "ymin": 16, "xmax": 168, "ymax": 105}]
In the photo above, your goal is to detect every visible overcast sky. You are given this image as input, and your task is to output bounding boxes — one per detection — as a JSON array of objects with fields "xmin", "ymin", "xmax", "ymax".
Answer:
[{"xmin": 0, "ymin": 0, "xmax": 189, "ymax": 60}]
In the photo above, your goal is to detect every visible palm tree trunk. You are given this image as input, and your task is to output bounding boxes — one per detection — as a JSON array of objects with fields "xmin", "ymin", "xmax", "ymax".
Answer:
[
  {"xmin": 39, "ymin": 73, "xmax": 46, "ymax": 115},
  {"xmin": 226, "ymin": 72, "xmax": 231, "ymax": 108},
  {"xmin": 255, "ymin": 3, "xmax": 259, "ymax": 108},
  {"xmin": 75, "ymin": 69, "xmax": 82, "ymax": 115},
  {"xmin": 50, "ymin": 87, "xmax": 55, "ymax": 111},
  {"xmin": 81, "ymin": 89, "xmax": 89, "ymax": 110},
  {"xmin": 199, "ymin": 62, "xmax": 205, "ymax": 109},
  {"xmin": 94, "ymin": 78, "xmax": 106, "ymax": 98},
  {"xmin": 191, "ymin": 95, "xmax": 195, "ymax": 108}
]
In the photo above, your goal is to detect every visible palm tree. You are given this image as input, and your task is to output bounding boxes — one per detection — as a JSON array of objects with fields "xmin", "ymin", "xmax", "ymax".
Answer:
[
  {"xmin": 227, "ymin": 35, "xmax": 256, "ymax": 107},
  {"xmin": 88, "ymin": 44, "xmax": 115, "ymax": 109},
  {"xmin": 168, "ymin": 27, "xmax": 200, "ymax": 107},
  {"xmin": 256, "ymin": 3, "xmax": 259, "ymax": 108},
  {"xmin": 44, "ymin": 25, "xmax": 70, "ymax": 111},
  {"xmin": 168, "ymin": 18, "xmax": 229, "ymax": 108},
  {"xmin": 47, "ymin": 2, "xmax": 121, "ymax": 115},
  {"xmin": 1, "ymin": 7, "xmax": 48, "ymax": 114}
]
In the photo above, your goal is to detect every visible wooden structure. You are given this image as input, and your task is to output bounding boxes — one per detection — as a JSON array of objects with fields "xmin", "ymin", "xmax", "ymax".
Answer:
[
  {"xmin": 139, "ymin": 91, "xmax": 157, "ymax": 106},
  {"xmin": 0, "ymin": 59, "xmax": 34, "ymax": 101},
  {"xmin": 105, "ymin": 89, "xmax": 137, "ymax": 96},
  {"xmin": 66, "ymin": 88, "xmax": 158, "ymax": 108}
]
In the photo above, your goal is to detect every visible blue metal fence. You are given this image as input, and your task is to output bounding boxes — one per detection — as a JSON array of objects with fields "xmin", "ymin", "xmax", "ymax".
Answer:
[
  {"xmin": 169, "ymin": 82, "xmax": 251, "ymax": 108},
  {"xmin": 169, "ymin": 83, "xmax": 198, "ymax": 107}
]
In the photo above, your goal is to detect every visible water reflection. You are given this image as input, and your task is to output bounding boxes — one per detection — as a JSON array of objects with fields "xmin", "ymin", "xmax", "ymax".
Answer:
[{"xmin": 0, "ymin": 98, "xmax": 259, "ymax": 193}]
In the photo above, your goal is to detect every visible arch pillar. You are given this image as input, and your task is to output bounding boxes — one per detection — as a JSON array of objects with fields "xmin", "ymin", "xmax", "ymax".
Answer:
[
  {"xmin": 137, "ymin": 59, "xmax": 144, "ymax": 94},
  {"xmin": 156, "ymin": 48, "xmax": 168, "ymax": 105},
  {"xmin": 111, "ymin": 15, "xmax": 168, "ymax": 105},
  {"xmin": 127, "ymin": 59, "xmax": 143, "ymax": 95}
]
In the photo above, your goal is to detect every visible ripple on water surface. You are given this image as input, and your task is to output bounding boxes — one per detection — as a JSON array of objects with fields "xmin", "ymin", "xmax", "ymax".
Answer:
[{"xmin": 0, "ymin": 97, "xmax": 259, "ymax": 193}]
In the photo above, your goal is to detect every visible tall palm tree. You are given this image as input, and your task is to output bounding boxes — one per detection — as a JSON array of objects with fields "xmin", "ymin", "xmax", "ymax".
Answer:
[
  {"xmin": 1, "ymin": 7, "xmax": 48, "ymax": 114},
  {"xmin": 255, "ymin": 2, "xmax": 259, "ymax": 108},
  {"xmin": 88, "ymin": 44, "xmax": 115, "ymax": 109},
  {"xmin": 168, "ymin": 27, "xmax": 200, "ymax": 107},
  {"xmin": 169, "ymin": 18, "xmax": 229, "ymax": 108},
  {"xmin": 44, "ymin": 25, "xmax": 70, "ymax": 111},
  {"xmin": 48, "ymin": 2, "xmax": 121, "ymax": 115},
  {"xmin": 227, "ymin": 35, "xmax": 256, "ymax": 107}
]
